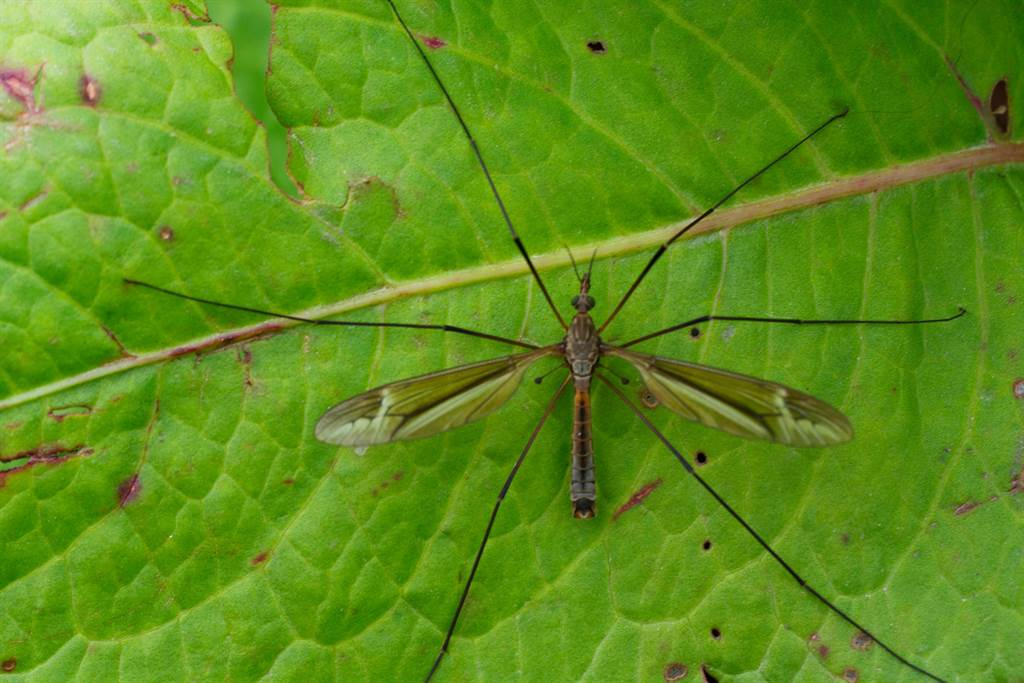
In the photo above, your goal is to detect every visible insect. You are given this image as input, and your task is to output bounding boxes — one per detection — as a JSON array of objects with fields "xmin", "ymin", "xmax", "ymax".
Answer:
[{"xmin": 125, "ymin": 2, "xmax": 966, "ymax": 681}]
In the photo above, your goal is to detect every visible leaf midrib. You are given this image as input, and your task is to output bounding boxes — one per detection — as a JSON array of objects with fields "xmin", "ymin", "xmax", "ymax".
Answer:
[{"xmin": 1, "ymin": 140, "xmax": 1020, "ymax": 412}]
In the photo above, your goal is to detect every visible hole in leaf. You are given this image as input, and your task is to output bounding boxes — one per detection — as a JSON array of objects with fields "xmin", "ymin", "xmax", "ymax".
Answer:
[
  {"xmin": 587, "ymin": 40, "xmax": 606, "ymax": 54},
  {"xmin": 701, "ymin": 539, "xmax": 712, "ymax": 551},
  {"xmin": 695, "ymin": 451, "xmax": 708, "ymax": 465},
  {"xmin": 990, "ymin": 77, "xmax": 1009, "ymax": 135},
  {"xmin": 709, "ymin": 627, "xmax": 721, "ymax": 640},
  {"xmin": 690, "ymin": 327, "xmax": 701, "ymax": 338},
  {"xmin": 700, "ymin": 665, "xmax": 719, "ymax": 683}
]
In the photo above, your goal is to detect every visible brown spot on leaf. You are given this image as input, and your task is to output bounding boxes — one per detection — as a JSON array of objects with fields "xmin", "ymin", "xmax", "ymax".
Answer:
[
  {"xmin": 843, "ymin": 667, "xmax": 859, "ymax": 682},
  {"xmin": 850, "ymin": 631, "xmax": 873, "ymax": 651},
  {"xmin": 158, "ymin": 225, "xmax": 175, "ymax": 241},
  {"xmin": 171, "ymin": 3, "xmax": 210, "ymax": 24},
  {"xmin": 238, "ymin": 347, "xmax": 254, "ymax": 388},
  {"xmin": 419, "ymin": 35, "xmax": 446, "ymax": 50},
  {"xmin": 612, "ymin": 478, "xmax": 662, "ymax": 520},
  {"xmin": 817, "ymin": 644, "xmax": 830, "ymax": 658},
  {"xmin": 663, "ymin": 662, "xmax": 688, "ymax": 681},
  {"xmin": 19, "ymin": 190, "xmax": 47, "ymax": 212},
  {"xmin": 47, "ymin": 404, "xmax": 92, "ymax": 422},
  {"xmin": 117, "ymin": 474, "xmax": 141, "ymax": 507},
  {"xmin": 990, "ymin": 78, "xmax": 1009, "ymax": 135},
  {"xmin": 1, "ymin": 658, "xmax": 15, "ymax": 672},
  {"xmin": 587, "ymin": 40, "xmax": 607, "ymax": 54},
  {"xmin": 282, "ymin": 478, "xmax": 295, "ymax": 486},
  {"xmin": 840, "ymin": 531, "xmax": 850, "ymax": 545},
  {"xmin": 1009, "ymin": 465, "xmax": 1024, "ymax": 495},
  {"xmin": 392, "ymin": 471, "xmax": 404, "ymax": 482},
  {"xmin": 79, "ymin": 74, "xmax": 101, "ymax": 106},
  {"xmin": 1013, "ymin": 378, "xmax": 1024, "ymax": 400},
  {"xmin": 251, "ymin": 551, "xmax": 269, "ymax": 566},
  {"xmin": 101, "ymin": 325, "xmax": 133, "ymax": 359},
  {"xmin": 952, "ymin": 497, "xmax": 998, "ymax": 516}
]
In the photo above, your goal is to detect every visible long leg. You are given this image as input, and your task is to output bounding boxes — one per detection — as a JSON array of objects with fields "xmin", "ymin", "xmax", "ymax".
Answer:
[
  {"xmin": 596, "ymin": 373, "xmax": 949, "ymax": 683},
  {"xmin": 598, "ymin": 109, "xmax": 848, "ymax": 335},
  {"xmin": 620, "ymin": 307, "xmax": 966, "ymax": 348},
  {"xmin": 124, "ymin": 279, "xmax": 537, "ymax": 350},
  {"xmin": 385, "ymin": 0, "xmax": 568, "ymax": 330},
  {"xmin": 425, "ymin": 373, "xmax": 571, "ymax": 682}
]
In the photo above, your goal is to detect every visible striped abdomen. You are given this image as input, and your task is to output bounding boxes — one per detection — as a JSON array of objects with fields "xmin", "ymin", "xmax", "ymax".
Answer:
[{"xmin": 571, "ymin": 389, "xmax": 596, "ymax": 518}]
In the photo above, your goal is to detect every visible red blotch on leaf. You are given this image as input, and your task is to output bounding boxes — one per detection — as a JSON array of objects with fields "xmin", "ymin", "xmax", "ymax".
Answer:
[
  {"xmin": 1, "ymin": 68, "xmax": 40, "ymax": 113},
  {"xmin": 251, "ymin": 551, "xmax": 269, "ymax": 566},
  {"xmin": 117, "ymin": 474, "xmax": 141, "ymax": 507},
  {"xmin": 419, "ymin": 35, "xmax": 446, "ymax": 49},
  {"xmin": 80, "ymin": 74, "xmax": 101, "ymax": 106},
  {"xmin": 612, "ymin": 478, "xmax": 662, "ymax": 520}
]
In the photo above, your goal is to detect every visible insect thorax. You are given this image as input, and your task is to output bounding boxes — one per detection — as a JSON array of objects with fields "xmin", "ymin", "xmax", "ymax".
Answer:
[{"xmin": 565, "ymin": 313, "xmax": 601, "ymax": 389}]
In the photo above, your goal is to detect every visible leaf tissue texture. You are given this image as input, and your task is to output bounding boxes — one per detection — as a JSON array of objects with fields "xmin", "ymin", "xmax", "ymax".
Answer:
[{"xmin": 1, "ymin": 1, "xmax": 1022, "ymax": 682}]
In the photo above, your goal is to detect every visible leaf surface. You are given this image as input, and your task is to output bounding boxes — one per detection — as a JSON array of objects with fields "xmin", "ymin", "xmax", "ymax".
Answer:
[{"xmin": 1, "ymin": 2, "xmax": 1022, "ymax": 681}]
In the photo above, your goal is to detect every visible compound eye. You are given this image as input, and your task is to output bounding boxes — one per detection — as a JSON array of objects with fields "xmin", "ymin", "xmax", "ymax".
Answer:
[
  {"xmin": 583, "ymin": 295, "xmax": 595, "ymax": 309},
  {"xmin": 571, "ymin": 295, "xmax": 581, "ymax": 307}
]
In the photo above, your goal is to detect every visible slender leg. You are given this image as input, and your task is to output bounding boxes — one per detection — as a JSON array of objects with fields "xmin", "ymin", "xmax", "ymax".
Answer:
[
  {"xmin": 619, "ymin": 307, "xmax": 967, "ymax": 348},
  {"xmin": 124, "ymin": 279, "xmax": 537, "ymax": 350},
  {"xmin": 384, "ymin": 0, "xmax": 568, "ymax": 330},
  {"xmin": 599, "ymin": 109, "xmax": 848, "ymax": 335},
  {"xmin": 425, "ymin": 374, "xmax": 571, "ymax": 682},
  {"xmin": 596, "ymin": 373, "xmax": 949, "ymax": 683}
]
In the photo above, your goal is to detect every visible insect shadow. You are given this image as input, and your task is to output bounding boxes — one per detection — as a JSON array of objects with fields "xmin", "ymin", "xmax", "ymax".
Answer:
[{"xmin": 126, "ymin": 2, "xmax": 965, "ymax": 681}]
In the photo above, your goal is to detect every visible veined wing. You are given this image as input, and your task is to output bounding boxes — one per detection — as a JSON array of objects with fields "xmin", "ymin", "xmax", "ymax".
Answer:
[
  {"xmin": 316, "ymin": 347, "xmax": 558, "ymax": 447},
  {"xmin": 607, "ymin": 347, "xmax": 853, "ymax": 447}
]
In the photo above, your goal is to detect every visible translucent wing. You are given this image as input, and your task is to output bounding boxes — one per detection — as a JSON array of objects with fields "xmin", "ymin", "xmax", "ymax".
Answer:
[
  {"xmin": 316, "ymin": 347, "xmax": 556, "ymax": 447},
  {"xmin": 607, "ymin": 347, "xmax": 852, "ymax": 447}
]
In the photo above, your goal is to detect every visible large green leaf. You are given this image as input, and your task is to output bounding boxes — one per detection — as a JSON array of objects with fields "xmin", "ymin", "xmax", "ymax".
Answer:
[{"xmin": 1, "ymin": 1, "xmax": 1022, "ymax": 681}]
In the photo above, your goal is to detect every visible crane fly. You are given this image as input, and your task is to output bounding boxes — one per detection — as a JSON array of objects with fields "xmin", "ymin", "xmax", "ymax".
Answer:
[{"xmin": 125, "ymin": 2, "xmax": 966, "ymax": 681}]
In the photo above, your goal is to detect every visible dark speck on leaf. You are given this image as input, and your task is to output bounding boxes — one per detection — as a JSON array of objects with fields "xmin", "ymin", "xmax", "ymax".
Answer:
[
  {"xmin": 587, "ymin": 40, "xmax": 606, "ymax": 54},
  {"xmin": 158, "ymin": 225, "xmax": 175, "ymax": 241},
  {"xmin": 709, "ymin": 627, "xmax": 721, "ymax": 640},
  {"xmin": 663, "ymin": 662, "xmax": 688, "ymax": 681},
  {"xmin": 701, "ymin": 539, "xmax": 712, "ymax": 551},
  {"xmin": 251, "ymin": 551, "xmax": 269, "ymax": 566},
  {"xmin": 690, "ymin": 327, "xmax": 700, "ymax": 338},
  {"xmin": 695, "ymin": 450, "xmax": 708, "ymax": 465},
  {"xmin": 282, "ymin": 478, "xmax": 294, "ymax": 485}
]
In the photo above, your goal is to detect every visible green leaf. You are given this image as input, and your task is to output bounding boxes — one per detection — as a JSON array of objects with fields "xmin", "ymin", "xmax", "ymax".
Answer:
[{"xmin": 1, "ymin": 2, "xmax": 1022, "ymax": 682}]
